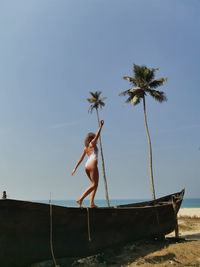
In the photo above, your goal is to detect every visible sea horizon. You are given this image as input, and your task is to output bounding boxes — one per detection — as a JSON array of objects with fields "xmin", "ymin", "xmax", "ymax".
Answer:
[{"xmin": 32, "ymin": 198, "xmax": 200, "ymax": 208}]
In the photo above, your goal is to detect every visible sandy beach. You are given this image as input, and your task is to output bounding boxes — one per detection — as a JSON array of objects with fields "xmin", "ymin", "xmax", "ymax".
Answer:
[{"xmin": 178, "ymin": 207, "xmax": 200, "ymax": 218}]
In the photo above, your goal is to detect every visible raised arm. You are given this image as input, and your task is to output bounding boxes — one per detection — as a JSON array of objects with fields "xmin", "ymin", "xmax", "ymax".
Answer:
[
  {"xmin": 90, "ymin": 120, "xmax": 104, "ymax": 146},
  {"xmin": 72, "ymin": 148, "xmax": 86, "ymax": 175}
]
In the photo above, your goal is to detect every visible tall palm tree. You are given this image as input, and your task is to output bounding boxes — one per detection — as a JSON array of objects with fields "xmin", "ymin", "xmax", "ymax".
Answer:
[
  {"xmin": 87, "ymin": 91, "xmax": 110, "ymax": 207},
  {"xmin": 119, "ymin": 64, "xmax": 167, "ymax": 200}
]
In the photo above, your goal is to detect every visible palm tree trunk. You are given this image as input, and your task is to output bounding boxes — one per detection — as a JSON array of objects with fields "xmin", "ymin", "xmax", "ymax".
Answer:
[
  {"xmin": 96, "ymin": 108, "xmax": 110, "ymax": 207},
  {"xmin": 143, "ymin": 96, "xmax": 156, "ymax": 200}
]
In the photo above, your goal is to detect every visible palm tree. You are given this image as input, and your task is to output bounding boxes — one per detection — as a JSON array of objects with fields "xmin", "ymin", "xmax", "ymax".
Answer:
[
  {"xmin": 87, "ymin": 91, "xmax": 110, "ymax": 207},
  {"xmin": 119, "ymin": 64, "xmax": 167, "ymax": 200}
]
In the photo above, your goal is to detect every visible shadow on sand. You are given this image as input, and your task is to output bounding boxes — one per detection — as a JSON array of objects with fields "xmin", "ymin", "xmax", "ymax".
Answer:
[
  {"xmin": 180, "ymin": 232, "xmax": 200, "ymax": 240},
  {"xmin": 31, "ymin": 237, "xmax": 193, "ymax": 267}
]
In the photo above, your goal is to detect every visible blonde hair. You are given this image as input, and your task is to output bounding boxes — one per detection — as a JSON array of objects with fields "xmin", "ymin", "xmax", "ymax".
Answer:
[{"xmin": 84, "ymin": 132, "xmax": 95, "ymax": 147}]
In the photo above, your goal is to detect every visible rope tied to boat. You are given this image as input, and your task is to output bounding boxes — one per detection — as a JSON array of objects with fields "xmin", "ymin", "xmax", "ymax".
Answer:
[
  {"xmin": 49, "ymin": 194, "xmax": 60, "ymax": 267},
  {"xmin": 87, "ymin": 207, "xmax": 92, "ymax": 242}
]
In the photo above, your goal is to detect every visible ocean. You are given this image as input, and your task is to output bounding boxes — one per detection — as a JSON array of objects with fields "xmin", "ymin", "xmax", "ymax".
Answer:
[{"xmin": 36, "ymin": 198, "xmax": 200, "ymax": 208}]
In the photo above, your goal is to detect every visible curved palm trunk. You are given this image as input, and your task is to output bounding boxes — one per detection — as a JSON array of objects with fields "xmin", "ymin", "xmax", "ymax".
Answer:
[
  {"xmin": 96, "ymin": 108, "xmax": 110, "ymax": 207},
  {"xmin": 143, "ymin": 96, "xmax": 156, "ymax": 200}
]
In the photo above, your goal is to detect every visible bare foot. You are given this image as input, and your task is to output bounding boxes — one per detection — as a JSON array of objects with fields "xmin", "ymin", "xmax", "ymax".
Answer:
[
  {"xmin": 89, "ymin": 204, "xmax": 98, "ymax": 208},
  {"xmin": 76, "ymin": 199, "xmax": 83, "ymax": 208}
]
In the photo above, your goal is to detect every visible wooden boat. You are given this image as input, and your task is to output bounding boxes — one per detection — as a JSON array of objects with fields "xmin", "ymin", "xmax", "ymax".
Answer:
[{"xmin": 0, "ymin": 189, "xmax": 184, "ymax": 266}]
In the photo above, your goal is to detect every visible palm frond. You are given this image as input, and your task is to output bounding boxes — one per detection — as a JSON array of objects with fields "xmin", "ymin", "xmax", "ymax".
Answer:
[
  {"xmin": 100, "ymin": 97, "xmax": 107, "ymax": 101},
  {"xmin": 89, "ymin": 92, "xmax": 97, "ymax": 98},
  {"xmin": 144, "ymin": 68, "xmax": 155, "ymax": 83},
  {"xmin": 152, "ymin": 68, "xmax": 159, "ymax": 72},
  {"xmin": 120, "ymin": 88, "xmax": 145, "ymax": 106},
  {"xmin": 148, "ymin": 78, "xmax": 168, "ymax": 88},
  {"xmin": 134, "ymin": 64, "xmax": 146, "ymax": 81},
  {"xmin": 129, "ymin": 88, "xmax": 145, "ymax": 98},
  {"xmin": 89, "ymin": 91, "xmax": 102, "ymax": 99},
  {"xmin": 129, "ymin": 87, "xmax": 141, "ymax": 92},
  {"xmin": 123, "ymin": 91, "xmax": 143, "ymax": 106},
  {"xmin": 99, "ymin": 100, "xmax": 105, "ymax": 108},
  {"xmin": 131, "ymin": 95, "xmax": 141, "ymax": 105},
  {"xmin": 96, "ymin": 91, "xmax": 102, "ymax": 97},
  {"xmin": 123, "ymin": 76, "xmax": 136, "ymax": 84},
  {"xmin": 119, "ymin": 89, "xmax": 131, "ymax": 96},
  {"xmin": 133, "ymin": 65, "xmax": 164, "ymax": 86},
  {"xmin": 87, "ymin": 97, "xmax": 96, "ymax": 103},
  {"xmin": 124, "ymin": 95, "xmax": 133, "ymax": 104},
  {"xmin": 147, "ymin": 90, "xmax": 167, "ymax": 102}
]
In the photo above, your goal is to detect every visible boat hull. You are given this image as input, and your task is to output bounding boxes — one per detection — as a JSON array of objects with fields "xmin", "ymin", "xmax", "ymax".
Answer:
[{"xmin": 0, "ymin": 189, "xmax": 184, "ymax": 266}]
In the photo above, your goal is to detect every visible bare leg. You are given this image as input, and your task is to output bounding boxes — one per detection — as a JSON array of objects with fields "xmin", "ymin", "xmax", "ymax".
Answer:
[
  {"xmin": 76, "ymin": 169, "xmax": 91, "ymax": 208},
  {"xmin": 89, "ymin": 168, "xmax": 99, "ymax": 208},
  {"xmin": 77, "ymin": 183, "xmax": 96, "ymax": 207},
  {"xmin": 77, "ymin": 167, "xmax": 99, "ymax": 208}
]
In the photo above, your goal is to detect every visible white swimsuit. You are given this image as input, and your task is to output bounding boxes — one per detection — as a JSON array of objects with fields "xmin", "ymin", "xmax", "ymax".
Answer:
[{"xmin": 85, "ymin": 148, "xmax": 98, "ymax": 168}]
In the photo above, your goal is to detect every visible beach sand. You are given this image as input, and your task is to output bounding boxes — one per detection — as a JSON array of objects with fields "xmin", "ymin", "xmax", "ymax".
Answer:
[
  {"xmin": 178, "ymin": 207, "xmax": 200, "ymax": 218},
  {"xmin": 121, "ymin": 209, "xmax": 200, "ymax": 267},
  {"xmin": 32, "ymin": 208, "xmax": 200, "ymax": 267}
]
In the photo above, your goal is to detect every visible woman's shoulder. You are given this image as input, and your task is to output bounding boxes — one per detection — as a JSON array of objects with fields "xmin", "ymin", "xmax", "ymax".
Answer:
[
  {"xmin": 88, "ymin": 142, "xmax": 94, "ymax": 148},
  {"xmin": 82, "ymin": 147, "xmax": 88, "ymax": 154},
  {"xmin": 86, "ymin": 143, "xmax": 96, "ymax": 151}
]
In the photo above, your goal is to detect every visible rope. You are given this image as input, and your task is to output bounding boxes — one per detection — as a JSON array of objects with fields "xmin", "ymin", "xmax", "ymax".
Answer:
[
  {"xmin": 87, "ymin": 207, "xmax": 92, "ymax": 242},
  {"xmin": 49, "ymin": 195, "xmax": 60, "ymax": 267}
]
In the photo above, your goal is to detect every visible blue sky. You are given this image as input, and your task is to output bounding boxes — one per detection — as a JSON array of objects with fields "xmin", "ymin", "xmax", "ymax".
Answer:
[{"xmin": 0, "ymin": 0, "xmax": 199, "ymax": 200}]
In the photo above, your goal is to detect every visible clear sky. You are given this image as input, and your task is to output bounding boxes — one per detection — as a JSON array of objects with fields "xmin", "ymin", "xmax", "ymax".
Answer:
[{"xmin": 0, "ymin": 0, "xmax": 200, "ymax": 200}]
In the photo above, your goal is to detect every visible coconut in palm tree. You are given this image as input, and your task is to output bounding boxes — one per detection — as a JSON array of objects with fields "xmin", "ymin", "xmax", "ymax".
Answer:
[
  {"xmin": 87, "ymin": 91, "xmax": 110, "ymax": 207},
  {"xmin": 119, "ymin": 64, "xmax": 167, "ymax": 200}
]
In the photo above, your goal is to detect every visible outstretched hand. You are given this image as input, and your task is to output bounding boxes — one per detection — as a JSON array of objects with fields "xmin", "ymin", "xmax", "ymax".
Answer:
[{"xmin": 100, "ymin": 120, "xmax": 104, "ymax": 127}]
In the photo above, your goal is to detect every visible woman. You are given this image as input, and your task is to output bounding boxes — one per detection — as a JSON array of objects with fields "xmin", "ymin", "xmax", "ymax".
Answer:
[{"xmin": 72, "ymin": 120, "xmax": 104, "ymax": 208}]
